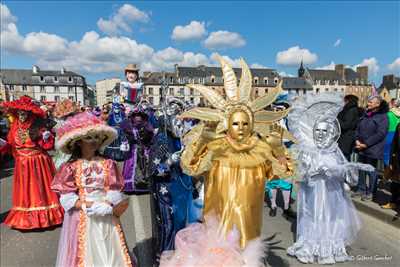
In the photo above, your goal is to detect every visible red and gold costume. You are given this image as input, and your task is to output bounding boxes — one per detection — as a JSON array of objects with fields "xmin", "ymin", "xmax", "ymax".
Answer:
[{"xmin": 2, "ymin": 96, "xmax": 63, "ymax": 229}]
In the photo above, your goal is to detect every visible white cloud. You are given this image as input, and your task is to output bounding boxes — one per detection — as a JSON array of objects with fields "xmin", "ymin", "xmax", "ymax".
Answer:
[
  {"xmin": 387, "ymin": 57, "xmax": 400, "ymax": 73},
  {"xmin": 204, "ymin": 31, "xmax": 246, "ymax": 50},
  {"xmin": 333, "ymin": 39, "xmax": 341, "ymax": 47},
  {"xmin": 354, "ymin": 57, "xmax": 380, "ymax": 76},
  {"xmin": 316, "ymin": 61, "xmax": 336, "ymax": 70},
  {"xmin": 0, "ymin": 4, "xmax": 264, "ymax": 75},
  {"xmin": 97, "ymin": 4, "xmax": 150, "ymax": 36},
  {"xmin": 171, "ymin": 21, "xmax": 207, "ymax": 41},
  {"xmin": 1, "ymin": 4, "xmax": 17, "ymax": 31},
  {"xmin": 278, "ymin": 71, "xmax": 294, "ymax": 77},
  {"xmin": 251, "ymin": 63, "xmax": 268, "ymax": 69},
  {"xmin": 276, "ymin": 46, "xmax": 318, "ymax": 66}
]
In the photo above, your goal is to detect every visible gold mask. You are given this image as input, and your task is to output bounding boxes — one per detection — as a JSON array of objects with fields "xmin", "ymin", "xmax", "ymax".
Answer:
[{"xmin": 228, "ymin": 111, "xmax": 252, "ymax": 142}]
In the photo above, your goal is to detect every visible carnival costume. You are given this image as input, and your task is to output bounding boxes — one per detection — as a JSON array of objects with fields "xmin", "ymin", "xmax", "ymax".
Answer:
[
  {"xmin": 160, "ymin": 56, "xmax": 294, "ymax": 266},
  {"xmin": 51, "ymin": 112, "xmax": 134, "ymax": 267},
  {"xmin": 286, "ymin": 94, "xmax": 372, "ymax": 264},
  {"xmin": 120, "ymin": 64, "xmax": 143, "ymax": 105},
  {"xmin": 1, "ymin": 96, "xmax": 63, "ymax": 229},
  {"xmin": 103, "ymin": 102, "xmax": 130, "ymax": 162},
  {"xmin": 149, "ymin": 98, "xmax": 202, "ymax": 258},
  {"xmin": 121, "ymin": 106, "xmax": 154, "ymax": 193},
  {"xmin": 52, "ymin": 99, "xmax": 79, "ymax": 170}
]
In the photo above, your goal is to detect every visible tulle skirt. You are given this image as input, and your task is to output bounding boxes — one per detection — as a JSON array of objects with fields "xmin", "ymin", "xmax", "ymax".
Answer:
[{"xmin": 287, "ymin": 177, "xmax": 361, "ymax": 264}]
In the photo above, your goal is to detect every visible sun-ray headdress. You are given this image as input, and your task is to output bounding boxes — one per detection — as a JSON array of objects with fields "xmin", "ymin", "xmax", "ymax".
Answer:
[{"xmin": 179, "ymin": 54, "xmax": 290, "ymax": 138}]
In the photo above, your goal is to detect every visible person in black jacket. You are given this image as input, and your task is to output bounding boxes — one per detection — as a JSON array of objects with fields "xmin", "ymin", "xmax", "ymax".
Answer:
[
  {"xmin": 353, "ymin": 95, "xmax": 389, "ymax": 201},
  {"xmin": 337, "ymin": 95, "xmax": 361, "ymax": 161}
]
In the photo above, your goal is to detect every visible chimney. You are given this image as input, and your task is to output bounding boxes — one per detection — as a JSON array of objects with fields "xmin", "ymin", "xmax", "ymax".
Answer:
[
  {"xmin": 335, "ymin": 64, "xmax": 345, "ymax": 80},
  {"xmin": 32, "ymin": 65, "xmax": 40, "ymax": 74},
  {"xmin": 356, "ymin": 66, "xmax": 368, "ymax": 82},
  {"xmin": 61, "ymin": 67, "xmax": 66, "ymax": 74}
]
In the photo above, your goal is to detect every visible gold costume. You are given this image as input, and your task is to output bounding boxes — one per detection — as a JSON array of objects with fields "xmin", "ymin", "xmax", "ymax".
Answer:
[{"xmin": 179, "ymin": 55, "xmax": 294, "ymax": 248}]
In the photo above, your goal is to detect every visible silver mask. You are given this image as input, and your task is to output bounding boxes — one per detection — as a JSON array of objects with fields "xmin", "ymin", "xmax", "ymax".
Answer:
[{"xmin": 313, "ymin": 119, "xmax": 340, "ymax": 149}]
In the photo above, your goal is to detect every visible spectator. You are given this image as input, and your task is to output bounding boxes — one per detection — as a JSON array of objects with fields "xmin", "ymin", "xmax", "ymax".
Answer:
[
  {"xmin": 382, "ymin": 103, "xmax": 400, "ymax": 210},
  {"xmin": 353, "ymin": 95, "xmax": 389, "ymax": 201},
  {"xmin": 383, "ymin": 99, "xmax": 400, "ymax": 166},
  {"xmin": 337, "ymin": 94, "xmax": 361, "ymax": 161}
]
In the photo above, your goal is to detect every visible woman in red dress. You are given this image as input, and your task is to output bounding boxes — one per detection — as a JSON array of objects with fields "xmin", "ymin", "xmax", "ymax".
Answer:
[{"xmin": 1, "ymin": 96, "xmax": 64, "ymax": 229}]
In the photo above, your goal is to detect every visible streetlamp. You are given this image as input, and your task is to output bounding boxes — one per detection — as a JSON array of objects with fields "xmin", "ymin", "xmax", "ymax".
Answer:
[{"xmin": 73, "ymin": 77, "xmax": 78, "ymax": 105}]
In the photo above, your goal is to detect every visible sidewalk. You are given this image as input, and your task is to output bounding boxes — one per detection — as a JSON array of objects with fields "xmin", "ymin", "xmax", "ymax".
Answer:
[{"xmin": 351, "ymin": 180, "xmax": 400, "ymax": 229}]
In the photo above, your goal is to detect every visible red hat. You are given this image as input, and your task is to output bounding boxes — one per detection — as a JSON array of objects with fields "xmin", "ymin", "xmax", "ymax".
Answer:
[{"xmin": 1, "ymin": 96, "xmax": 46, "ymax": 118}]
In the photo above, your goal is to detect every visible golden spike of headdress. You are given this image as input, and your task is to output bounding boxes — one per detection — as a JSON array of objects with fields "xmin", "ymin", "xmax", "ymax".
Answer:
[
  {"xmin": 238, "ymin": 58, "xmax": 252, "ymax": 102},
  {"xmin": 178, "ymin": 107, "xmax": 224, "ymax": 122},
  {"xmin": 254, "ymin": 122, "xmax": 297, "ymax": 143},
  {"xmin": 186, "ymin": 84, "xmax": 227, "ymax": 110},
  {"xmin": 216, "ymin": 54, "xmax": 238, "ymax": 101},
  {"xmin": 253, "ymin": 108, "xmax": 291, "ymax": 123},
  {"xmin": 248, "ymin": 80, "xmax": 283, "ymax": 112}
]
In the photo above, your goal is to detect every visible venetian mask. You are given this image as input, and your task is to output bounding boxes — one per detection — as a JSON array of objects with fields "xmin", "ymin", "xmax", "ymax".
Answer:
[
  {"xmin": 313, "ymin": 119, "xmax": 340, "ymax": 149},
  {"xmin": 17, "ymin": 110, "xmax": 28, "ymax": 122},
  {"xmin": 227, "ymin": 111, "xmax": 252, "ymax": 142}
]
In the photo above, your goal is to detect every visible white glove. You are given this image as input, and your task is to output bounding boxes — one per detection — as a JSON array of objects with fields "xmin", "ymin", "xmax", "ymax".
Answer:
[
  {"xmin": 167, "ymin": 151, "xmax": 181, "ymax": 166},
  {"xmin": 120, "ymin": 141, "xmax": 130, "ymax": 152},
  {"xmin": 86, "ymin": 202, "xmax": 113, "ymax": 216},
  {"xmin": 42, "ymin": 130, "xmax": 51, "ymax": 141}
]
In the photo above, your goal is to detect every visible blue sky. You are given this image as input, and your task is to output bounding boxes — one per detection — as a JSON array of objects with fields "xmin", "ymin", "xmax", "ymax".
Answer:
[{"xmin": 1, "ymin": 1, "xmax": 399, "ymax": 85}]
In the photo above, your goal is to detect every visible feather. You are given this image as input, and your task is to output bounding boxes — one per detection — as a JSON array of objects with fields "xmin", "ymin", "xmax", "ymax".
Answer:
[
  {"xmin": 249, "ymin": 80, "xmax": 283, "ymax": 111},
  {"xmin": 187, "ymin": 84, "xmax": 227, "ymax": 110},
  {"xmin": 238, "ymin": 58, "xmax": 253, "ymax": 102},
  {"xmin": 216, "ymin": 54, "xmax": 238, "ymax": 101},
  {"xmin": 178, "ymin": 107, "xmax": 224, "ymax": 122}
]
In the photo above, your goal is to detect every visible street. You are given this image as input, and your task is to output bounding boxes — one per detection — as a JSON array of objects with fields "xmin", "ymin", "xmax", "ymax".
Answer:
[{"xmin": 1, "ymin": 172, "xmax": 399, "ymax": 267}]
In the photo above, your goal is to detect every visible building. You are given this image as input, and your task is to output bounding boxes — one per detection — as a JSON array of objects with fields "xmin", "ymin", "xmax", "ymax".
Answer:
[
  {"xmin": 0, "ymin": 66, "xmax": 88, "ymax": 105},
  {"xmin": 142, "ymin": 64, "xmax": 280, "ymax": 107},
  {"xmin": 282, "ymin": 76, "xmax": 313, "ymax": 96},
  {"xmin": 95, "ymin": 78, "xmax": 121, "ymax": 106},
  {"xmin": 298, "ymin": 61, "xmax": 373, "ymax": 107},
  {"xmin": 378, "ymin": 74, "xmax": 400, "ymax": 101},
  {"xmin": 86, "ymin": 84, "xmax": 97, "ymax": 107}
]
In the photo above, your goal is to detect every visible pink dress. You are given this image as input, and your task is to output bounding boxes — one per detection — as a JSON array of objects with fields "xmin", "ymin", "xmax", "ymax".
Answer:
[{"xmin": 51, "ymin": 158, "xmax": 133, "ymax": 267}]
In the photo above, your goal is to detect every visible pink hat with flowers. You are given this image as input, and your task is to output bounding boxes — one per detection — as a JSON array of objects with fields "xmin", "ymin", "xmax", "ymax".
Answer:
[{"xmin": 55, "ymin": 112, "xmax": 117, "ymax": 154}]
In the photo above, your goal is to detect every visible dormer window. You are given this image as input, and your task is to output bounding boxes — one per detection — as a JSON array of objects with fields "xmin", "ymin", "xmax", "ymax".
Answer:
[
  {"xmin": 68, "ymin": 76, "xmax": 73, "ymax": 83},
  {"xmin": 264, "ymin": 78, "xmax": 268, "ymax": 84},
  {"xmin": 40, "ymin": 76, "xmax": 44, "ymax": 82},
  {"xmin": 254, "ymin": 77, "xmax": 259, "ymax": 85},
  {"xmin": 54, "ymin": 76, "xmax": 58, "ymax": 82}
]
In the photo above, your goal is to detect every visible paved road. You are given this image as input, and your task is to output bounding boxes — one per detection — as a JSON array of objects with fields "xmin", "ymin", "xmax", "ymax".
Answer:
[{"xmin": 1, "ymin": 173, "xmax": 399, "ymax": 267}]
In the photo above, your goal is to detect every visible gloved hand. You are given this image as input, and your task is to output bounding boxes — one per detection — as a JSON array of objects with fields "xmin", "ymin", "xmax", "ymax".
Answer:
[
  {"xmin": 42, "ymin": 130, "xmax": 51, "ymax": 141},
  {"xmin": 86, "ymin": 202, "xmax": 113, "ymax": 216},
  {"xmin": 120, "ymin": 141, "xmax": 130, "ymax": 152},
  {"xmin": 166, "ymin": 152, "xmax": 180, "ymax": 166}
]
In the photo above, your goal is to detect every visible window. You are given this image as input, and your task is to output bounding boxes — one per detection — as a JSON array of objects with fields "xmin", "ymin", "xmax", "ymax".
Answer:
[
  {"xmin": 264, "ymin": 78, "xmax": 268, "ymax": 84},
  {"xmin": 316, "ymin": 88, "xmax": 320, "ymax": 93},
  {"xmin": 68, "ymin": 77, "xmax": 73, "ymax": 83},
  {"xmin": 54, "ymin": 76, "xmax": 58, "ymax": 82},
  {"xmin": 22, "ymin": 85, "xmax": 27, "ymax": 91},
  {"xmin": 254, "ymin": 78, "xmax": 258, "ymax": 85},
  {"xmin": 54, "ymin": 86, "xmax": 60, "ymax": 93},
  {"xmin": 170, "ymin": 77, "xmax": 173, "ymax": 83},
  {"xmin": 211, "ymin": 77, "xmax": 215, "ymax": 83},
  {"xmin": 180, "ymin": 88, "xmax": 185, "ymax": 95},
  {"xmin": 148, "ymin": 87, "xmax": 154, "ymax": 95},
  {"xmin": 303, "ymin": 89, "xmax": 307, "ymax": 94},
  {"xmin": 55, "ymin": 95, "xmax": 60, "ymax": 102},
  {"xmin": 40, "ymin": 95, "xmax": 46, "ymax": 101},
  {"xmin": 190, "ymin": 88, "xmax": 194, "ymax": 95},
  {"xmin": 334, "ymin": 88, "xmax": 338, "ymax": 92},
  {"xmin": 40, "ymin": 76, "xmax": 44, "ymax": 82},
  {"xmin": 325, "ymin": 88, "xmax": 329, "ymax": 92},
  {"xmin": 149, "ymin": 97, "xmax": 154, "ymax": 104},
  {"xmin": 341, "ymin": 88, "xmax": 344, "ymax": 92},
  {"xmin": 296, "ymin": 89, "xmax": 299, "ymax": 95},
  {"xmin": 40, "ymin": 86, "xmax": 45, "ymax": 92},
  {"xmin": 190, "ymin": 97, "xmax": 194, "ymax": 103},
  {"xmin": 68, "ymin": 86, "xmax": 74, "ymax": 93},
  {"xmin": 69, "ymin": 96, "xmax": 74, "ymax": 101},
  {"xmin": 9, "ymin": 85, "xmax": 14, "ymax": 91}
]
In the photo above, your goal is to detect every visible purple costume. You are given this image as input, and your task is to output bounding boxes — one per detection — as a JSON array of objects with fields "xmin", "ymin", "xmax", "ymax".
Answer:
[{"xmin": 121, "ymin": 111, "xmax": 154, "ymax": 193}]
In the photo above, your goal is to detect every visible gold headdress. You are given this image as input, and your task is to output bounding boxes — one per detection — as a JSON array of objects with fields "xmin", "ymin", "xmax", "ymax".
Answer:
[{"xmin": 179, "ymin": 54, "xmax": 291, "ymax": 139}]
